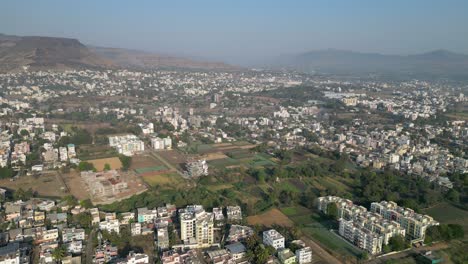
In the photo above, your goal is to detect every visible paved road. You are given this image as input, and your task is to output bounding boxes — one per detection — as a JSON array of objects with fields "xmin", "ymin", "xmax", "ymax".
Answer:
[
  {"xmin": 85, "ymin": 229, "xmax": 96, "ymax": 264},
  {"xmin": 300, "ymin": 236, "xmax": 343, "ymax": 264}
]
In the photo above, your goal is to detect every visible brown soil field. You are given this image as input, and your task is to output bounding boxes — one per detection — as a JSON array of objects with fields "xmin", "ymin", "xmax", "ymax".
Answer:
[
  {"xmin": 130, "ymin": 155, "xmax": 164, "ymax": 169},
  {"xmin": 88, "ymin": 157, "xmax": 122, "ymax": 171},
  {"xmin": 0, "ymin": 172, "xmax": 67, "ymax": 198},
  {"xmin": 202, "ymin": 152, "xmax": 228, "ymax": 161},
  {"xmin": 247, "ymin": 208, "xmax": 294, "ymax": 227},
  {"xmin": 61, "ymin": 170, "xmax": 90, "ymax": 200}
]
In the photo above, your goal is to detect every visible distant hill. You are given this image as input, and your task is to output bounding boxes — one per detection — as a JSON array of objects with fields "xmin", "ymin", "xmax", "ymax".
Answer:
[
  {"xmin": 271, "ymin": 49, "xmax": 468, "ymax": 79},
  {"xmin": 0, "ymin": 33, "xmax": 238, "ymax": 72},
  {"xmin": 0, "ymin": 34, "xmax": 113, "ymax": 72},
  {"xmin": 90, "ymin": 46, "xmax": 238, "ymax": 71}
]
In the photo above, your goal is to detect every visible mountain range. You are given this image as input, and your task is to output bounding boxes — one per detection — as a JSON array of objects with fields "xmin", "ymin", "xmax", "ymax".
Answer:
[
  {"xmin": 2, "ymin": 33, "xmax": 468, "ymax": 79},
  {"xmin": 271, "ymin": 49, "xmax": 468, "ymax": 79},
  {"xmin": 0, "ymin": 34, "xmax": 236, "ymax": 72}
]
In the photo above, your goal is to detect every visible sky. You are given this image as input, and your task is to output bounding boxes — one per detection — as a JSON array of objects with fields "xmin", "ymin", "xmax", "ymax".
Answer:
[{"xmin": 1, "ymin": 0, "xmax": 468, "ymax": 65}]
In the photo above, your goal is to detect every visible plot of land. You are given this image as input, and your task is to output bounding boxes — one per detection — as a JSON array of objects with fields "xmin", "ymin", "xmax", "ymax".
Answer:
[
  {"xmin": 247, "ymin": 208, "xmax": 293, "ymax": 227},
  {"xmin": 0, "ymin": 172, "xmax": 68, "ymax": 198},
  {"xmin": 87, "ymin": 157, "xmax": 122, "ymax": 171},
  {"xmin": 141, "ymin": 172, "xmax": 186, "ymax": 189},
  {"xmin": 157, "ymin": 150, "xmax": 187, "ymax": 170},
  {"xmin": 281, "ymin": 206, "xmax": 362, "ymax": 258},
  {"xmin": 78, "ymin": 144, "xmax": 118, "ymax": 160},
  {"xmin": 131, "ymin": 155, "xmax": 165, "ymax": 170},
  {"xmin": 423, "ymin": 202, "xmax": 468, "ymax": 233}
]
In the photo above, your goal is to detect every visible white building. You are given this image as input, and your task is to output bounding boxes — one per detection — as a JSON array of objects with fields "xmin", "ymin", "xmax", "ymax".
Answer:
[
  {"xmin": 263, "ymin": 229, "xmax": 285, "ymax": 250},
  {"xmin": 99, "ymin": 219, "xmax": 120, "ymax": 234},
  {"xmin": 296, "ymin": 247, "xmax": 313, "ymax": 264},
  {"xmin": 108, "ymin": 134, "xmax": 145, "ymax": 156}
]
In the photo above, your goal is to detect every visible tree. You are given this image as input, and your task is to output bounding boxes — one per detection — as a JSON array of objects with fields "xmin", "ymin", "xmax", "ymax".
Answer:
[
  {"xmin": 119, "ymin": 155, "xmax": 132, "ymax": 170},
  {"xmin": 52, "ymin": 245, "xmax": 66, "ymax": 262},
  {"xmin": 104, "ymin": 163, "xmax": 111, "ymax": 171},
  {"xmin": 446, "ymin": 189, "xmax": 460, "ymax": 203},
  {"xmin": 327, "ymin": 202, "xmax": 339, "ymax": 219},
  {"xmin": 19, "ymin": 129, "xmax": 29, "ymax": 137},
  {"xmin": 388, "ymin": 235, "xmax": 408, "ymax": 251},
  {"xmin": 78, "ymin": 161, "xmax": 95, "ymax": 172}
]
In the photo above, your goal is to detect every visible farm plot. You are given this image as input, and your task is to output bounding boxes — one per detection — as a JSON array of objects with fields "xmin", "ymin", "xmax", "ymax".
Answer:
[
  {"xmin": 247, "ymin": 208, "xmax": 294, "ymax": 227},
  {"xmin": 157, "ymin": 150, "xmax": 187, "ymax": 171}
]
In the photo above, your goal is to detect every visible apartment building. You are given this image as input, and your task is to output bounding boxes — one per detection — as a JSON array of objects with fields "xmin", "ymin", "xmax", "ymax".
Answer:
[
  {"xmin": 370, "ymin": 201, "xmax": 439, "ymax": 241},
  {"xmin": 179, "ymin": 205, "xmax": 214, "ymax": 248}
]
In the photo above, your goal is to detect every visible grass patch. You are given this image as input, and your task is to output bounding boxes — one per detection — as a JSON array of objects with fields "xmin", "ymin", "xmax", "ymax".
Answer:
[
  {"xmin": 142, "ymin": 172, "xmax": 184, "ymax": 188},
  {"xmin": 422, "ymin": 202, "xmax": 468, "ymax": 234}
]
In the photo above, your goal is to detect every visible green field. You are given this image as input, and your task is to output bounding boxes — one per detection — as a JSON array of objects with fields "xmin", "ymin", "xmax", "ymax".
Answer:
[
  {"xmin": 423, "ymin": 202, "xmax": 468, "ymax": 234},
  {"xmin": 142, "ymin": 172, "xmax": 185, "ymax": 188},
  {"xmin": 281, "ymin": 206, "xmax": 362, "ymax": 258}
]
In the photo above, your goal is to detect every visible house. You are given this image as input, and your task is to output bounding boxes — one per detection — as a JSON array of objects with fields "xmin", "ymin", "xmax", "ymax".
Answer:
[
  {"xmin": 278, "ymin": 249, "xmax": 296, "ymax": 264},
  {"xmin": 62, "ymin": 228, "xmax": 85, "ymax": 243},
  {"xmin": 99, "ymin": 220, "xmax": 120, "ymax": 234},
  {"xmin": 296, "ymin": 247, "xmax": 312, "ymax": 264},
  {"xmin": 137, "ymin": 208, "xmax": 157, "ymax": 223},
  {"xmin": 263, "ymin": 229, "xmax": 285, "ymax": 250},
  {"xmin": 226, "ymin": 206, "xmax": 242, "ymax": 221},
  {"xmin": 0, "ymin": 243, "xmax": 20, "ymax": 264},
  {"xmin": 130, "ymin": 223, "xmax": 141, "ymax": 236},
  {"xmin": 225, "ymin": 242, "xmax": 246, "ymax": 261}
]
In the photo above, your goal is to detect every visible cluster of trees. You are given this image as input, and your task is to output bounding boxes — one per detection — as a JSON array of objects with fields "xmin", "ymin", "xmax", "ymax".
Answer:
[
  {"xmin": 245, "ymin": 235, "xmax": 275, "ymax": 264},
  {"xmin": 383, "ymin": 235, "xmax": 410, "ymax": 253},
  {"xmin": 78, "ymin": 161, "xmax": 96, "ymax": 172},
  {"xmin": 58, "ymin": 127, "xmax": 92, "ymax": 146},
  {"xmin": 101, "ymin": 228, "xmax": 154, "ymax": 258},
  {"xmin": 424, "ymin": 224, "xmax": 465, "ymax": 244},
  {"xmin": 0, "ymin": 167, "xmax": 15, "ymax": 179}
]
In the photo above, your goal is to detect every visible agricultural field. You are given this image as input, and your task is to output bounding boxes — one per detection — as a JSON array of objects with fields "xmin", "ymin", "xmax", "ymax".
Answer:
[
  {"xmin": 423, "ymin": 202, "xmax": 468, "ymax": 234},
  {"xmin": 247, "ymin": 208, "xmax": 294, "ymax": 227},
  {"xmin": 157, "ymin": 150, "xmax": 187, "ymax": 171},
  {"xmin": 131, "ymin": 155, "xmax": 165, "ymax": 170},
  {"xmin": 87, "ymin": 157, "xmax": 122, "ymax": 171}
]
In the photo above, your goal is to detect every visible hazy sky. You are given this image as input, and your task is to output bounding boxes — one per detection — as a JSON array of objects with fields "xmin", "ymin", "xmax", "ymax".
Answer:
[{"xmin": 2, "ymin": 0, "xmax": 468, "ymax": 64}]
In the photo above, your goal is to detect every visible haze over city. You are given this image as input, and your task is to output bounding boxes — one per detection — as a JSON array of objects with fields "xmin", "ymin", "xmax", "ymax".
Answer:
[
  {"xmin": 0, "ymin": 1, "xmax": 466, "ymax": 264},
  {"xmin": 2, "ymin": 0, "xmax": 468, "ymax": 64}
]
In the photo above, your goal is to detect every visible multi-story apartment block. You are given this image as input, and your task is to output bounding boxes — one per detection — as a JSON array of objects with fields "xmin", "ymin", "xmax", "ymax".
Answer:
[
  {"xmin": 316, "ymin": 196, "xmax": 367, "ymax": 220},
  {"xmin": 370, "ymin": 201, "xmax": 439, "ymax": 241},
  {"xmin": 108, "ymin": 134, "xmax": 144, "ymax": 156},
  {"xmin": 263, "ymin": 229, "xmax": 285, "ymax": 250},
  {"xmin": 179, "ymin": 205, "xmax": 214, "ymax": 248}
]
